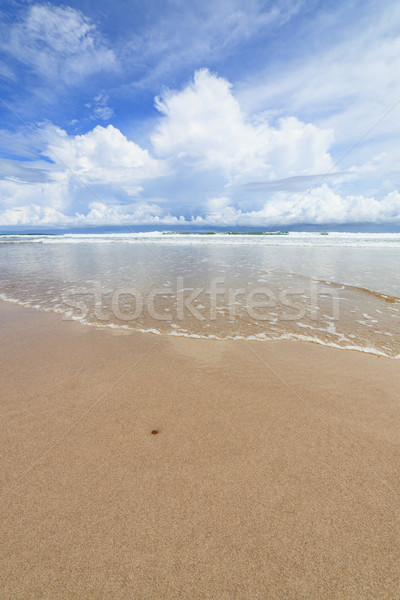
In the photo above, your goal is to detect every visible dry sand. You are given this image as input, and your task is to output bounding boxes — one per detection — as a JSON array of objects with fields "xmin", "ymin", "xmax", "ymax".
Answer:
[{"xmin": 1, "ymin": 300, "xmax": 399, "ymax": 599}]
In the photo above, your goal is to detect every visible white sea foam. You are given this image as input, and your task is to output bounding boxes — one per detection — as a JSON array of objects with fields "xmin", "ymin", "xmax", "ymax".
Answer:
[
  {"xmin": 1, "ymin": 291, "xmax": 398, "ymax": 358},
  {"xmin": 2, "ymin": 231, "xmax": 400, "ymax": 248}
]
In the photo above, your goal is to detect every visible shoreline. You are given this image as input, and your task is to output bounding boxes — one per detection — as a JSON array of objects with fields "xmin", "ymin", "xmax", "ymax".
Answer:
[
  {"xmin": 1, "ymin": 300, "xmax": 400, "ymax": 599},
  {"xmin": 0, "ymin": 295, "xmax": 397, "ymax": 359}
]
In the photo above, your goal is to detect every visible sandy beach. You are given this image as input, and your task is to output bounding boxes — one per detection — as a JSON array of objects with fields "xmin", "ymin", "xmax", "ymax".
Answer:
[{"xmin": 1, "ymin": 300, "xmax": 399, "ymax": 599}]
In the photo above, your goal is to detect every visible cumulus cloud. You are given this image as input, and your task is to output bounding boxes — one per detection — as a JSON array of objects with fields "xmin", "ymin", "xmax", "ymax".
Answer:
[
  {"xmin": 0, "ymin": 123, "xmax": 167, "ymax": 225},
  {"xmin": 43, "ymin": 124, "xmax": 165, "ymax": 191},
  {"xmin": 0, "ymin": 190, "xmax": 184, "ymax": 227},
  {"xmin": 74, "ymin": 201, "xmax": 185, "ymax": 226},
  {"xmin": 191, "ymin": 187, "xmax": 400, "ymax": 227},
  {"xmin": 190, "ymin": 188, "xmax": 400, "ymax": 226},
  {"xmin": 0, "ymin": 204, "xmax": 69, "ymax": 227},
  {"xmin": 0, "ymin": 176, "xmax": 70, "ymax": 226},
  {"xmin": 152, "ymin": 69, "xmax": 334, "ymax": 182},
  {"xmin": 1, "ymin": 68, "xmax": 400, "ymax": 228},
  {"xmin": 2, "ymin": 4, "xmax": 117, "ymax": 84},
  {"xmin": 1, "ymin": 180, "xmax": 399, "ymax": 227}
]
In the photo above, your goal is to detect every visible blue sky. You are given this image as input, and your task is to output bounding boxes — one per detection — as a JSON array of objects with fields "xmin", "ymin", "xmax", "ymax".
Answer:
[{"xmin": 1, "ymin": 0, "xmax": 400, "ymax": 229}]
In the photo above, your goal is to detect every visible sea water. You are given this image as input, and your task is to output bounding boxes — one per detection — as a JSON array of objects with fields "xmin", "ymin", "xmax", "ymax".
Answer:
[{"xmin": 0, "ymin": 232, "xmax": 399, "ymax": 357}]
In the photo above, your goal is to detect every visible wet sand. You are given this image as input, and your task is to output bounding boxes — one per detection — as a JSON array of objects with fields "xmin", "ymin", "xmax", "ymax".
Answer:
[{"xmin": 1, "ymin": 300, "xmax": 399, "ymax": 599}]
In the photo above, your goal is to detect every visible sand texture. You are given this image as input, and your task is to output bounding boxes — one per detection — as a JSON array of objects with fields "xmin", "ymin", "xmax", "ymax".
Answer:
[{"xmin": 1, "ymin": 301, "xmax": 399, "ymax": 599}]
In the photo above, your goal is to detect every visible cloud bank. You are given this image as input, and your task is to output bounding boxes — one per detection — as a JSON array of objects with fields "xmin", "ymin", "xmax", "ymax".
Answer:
[{"xmin": 1, "ymin": 69, "xmax": 400, "ymax": 228}]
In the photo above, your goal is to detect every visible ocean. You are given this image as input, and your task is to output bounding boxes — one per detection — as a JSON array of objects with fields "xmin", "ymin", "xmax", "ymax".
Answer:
[{"xmin": 1, "ymin": 232, "xmax": 399, "ymax": 357}]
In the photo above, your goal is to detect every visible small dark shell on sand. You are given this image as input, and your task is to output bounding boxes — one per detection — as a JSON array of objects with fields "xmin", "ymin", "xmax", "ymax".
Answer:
[{"xmin": 151, "ymin": 430, "xmax": 158, "ymax": 435}]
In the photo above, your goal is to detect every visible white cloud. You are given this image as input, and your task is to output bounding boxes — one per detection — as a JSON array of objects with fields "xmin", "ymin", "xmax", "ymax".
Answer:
[
  {"xmin": 238, "ymin": 1, "xmax": 400, "ymax": 166},
  {"xmin": 0, "ymin": 176, "xmax": 66, "ymax": 209},
  {"xmin": 1, "ymin": 67, "xmax": 400, "ymax": 229},
  {"xmin": 92, "ymin": 105, "xmax": 114, "ymax": 121},
  {"xmin": 42, "ymin": 123, "xmax": 166, "ymax": 193},
  {"xmin": 75, "ymin": 201, "xmax": 184, "ymax": 226},
  {"xmin": 87, "ymin": 93, "xmax": 114, "ymax": 121},
  {"xmin": 3, "ymin": 4, "xmax": 117, "ymax": 84},
  {"xmin": 0, "ymin": 204, "xmax": 69, "ymax": 227},
  {"xmin": 0, "ymin": 191, "xmax": 184, "ymax": 227},
  {"xmin": 152, "ymin": 69, "xmax": 334, "ymax": 182},
  {"xmin": 197, "ymin": 187, "xmax": 400, "ymax": 226},
  {"xmin": 0, "ymin": 123, "xmax": 167, "ymax": 225},
  {"xmin": 0, "ymin": 177, "xmax": 70, "ymax": 225},
  {"xmin": 1, "ymin": 180, "xmax": 399, "ymax": 227}
]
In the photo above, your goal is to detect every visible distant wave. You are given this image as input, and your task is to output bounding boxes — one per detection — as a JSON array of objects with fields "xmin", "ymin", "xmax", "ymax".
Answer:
[{"xmin": 1, "ymin": 231, "xmax": 400, "ymax": 248}]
